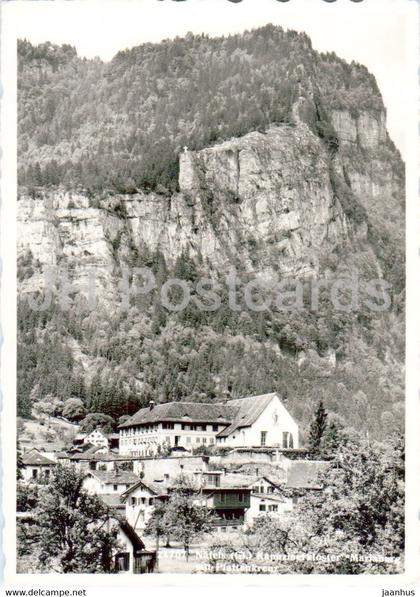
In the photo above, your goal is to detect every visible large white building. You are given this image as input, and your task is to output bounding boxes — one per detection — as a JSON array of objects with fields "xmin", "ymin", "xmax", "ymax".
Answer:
[{"xmin": 119, "ymin": 392, "xmax": 299, "ymax": 457}]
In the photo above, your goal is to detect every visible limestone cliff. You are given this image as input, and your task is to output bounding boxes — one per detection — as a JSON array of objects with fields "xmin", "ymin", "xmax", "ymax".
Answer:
[{"xmin": 18, "ymin": 116, "xmax": 393, "ymax": 300}]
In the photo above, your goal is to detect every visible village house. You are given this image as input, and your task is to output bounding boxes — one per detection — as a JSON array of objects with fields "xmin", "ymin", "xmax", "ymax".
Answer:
[
  {"xmin": 72, "ymin": 428, "xmax": 119, "ymax": 451},
  {"xmin": 187, "ymin": 470, "xmax": 292, "ymax": 529},
  {"xmin": 21, "ymin": 448, "xmax": 56, "ymax": 483},
  {"xmin": 121, "ymin": 479, "xmax": 170, "ymax": 532},
  {"xmin": 110, "ymin": 518, "xmax": 157, "ymax": 574},
  {"xmin": 82, "ymin": 469, "xmax": 140, "ymax": 496},
  {"xmin": 119, "ymin": 393, "xmax": 298, "ymax": 457}
]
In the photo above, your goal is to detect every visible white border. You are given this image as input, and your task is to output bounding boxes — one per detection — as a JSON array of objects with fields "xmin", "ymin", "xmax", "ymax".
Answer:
[{"xmin": 1, "ymin": 0, "xmax": 419, "ymax": 592}]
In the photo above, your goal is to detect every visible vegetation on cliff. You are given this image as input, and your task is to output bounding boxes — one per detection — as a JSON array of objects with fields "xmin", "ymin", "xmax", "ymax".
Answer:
[
  {"xmin": 18, "ymin": 25, "xmax": 386, "ymax": 195},
  {"xmin": 17, "ymin": 27, "xmax": 404, "ymax": 445}
]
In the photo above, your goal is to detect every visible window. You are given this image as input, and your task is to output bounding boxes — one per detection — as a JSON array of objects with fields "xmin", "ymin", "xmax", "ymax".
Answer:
[
  {"xmin": 269, "ymin": 505, "xmax": 278, "ymax": 512},
  {"xmin": 212, "ymin": 425, "xmax": 218, "ymax": 432},
  {"xmin": 260, "ymin": 431, "xmax": 267, "ymax": 447},
  {"xmin": 282, "ymin": 432, "xmax": 289, "ymax": 448},
  {"xmin": 32, "ymin": 469, "xmax": 38, "ymax": 479},
  {"xmin": 259, "ymin": 504, "xmax": 266, "ymax": 512},
  {"xmin": 162, "ymin": 423, "xmax": 174, "ymax": 430},
  {"xmin": 141, "ymin": 497, "xmax": 146, "ymax": 504},
  {"xmin": 219, "ymin": 493, "xmax": 227, "ymax": 503},
  {"xmin": 203, "ymin": 438, "xmax": 207, "ymax": 444},
  {"xmin": 164, "ymin": 474, "xmax": 169, "ymax": 480},
  {"xmin": 113, "ymin": 484, "xmax": 118, "ymax": 491},
  {"xmin": 115, "ymin": 552, "xmax": 130, "ymax": 572},
  {"xmin": 44, "ymin": 469, "xmax": 50, "ymax": 477},
  {"xmin": 292, "ymin": 496, "xmax": 299, "ymax": 505},
  {"xmin": 209, "ymin": 438, "xmax": 215, "ymax": 445},
  {"xmin": 186, "ymin": 437, "xmax": 191, "ymax": 444},
  {"xmin": 238, "ymin": 493, "xmax": 244, "ymax": 502},
  {"xmin": 131, "ymin": 497, "xmax": 136, "ymax": 506},
  {"xmin": 149, "ymin": 498, "xmax": 153, "ymax": 506},
  {"xmin": 196, "ymin": 437, "xmax": 201, "ymax": 443}
]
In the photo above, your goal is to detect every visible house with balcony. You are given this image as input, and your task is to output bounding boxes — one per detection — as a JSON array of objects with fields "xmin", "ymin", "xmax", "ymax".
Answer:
[{"xmin": 119, "ymin": 392, "xmax": 298, "ymax": 456}]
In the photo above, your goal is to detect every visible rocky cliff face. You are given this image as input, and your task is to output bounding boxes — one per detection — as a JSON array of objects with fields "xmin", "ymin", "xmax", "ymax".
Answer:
[{"xmin": 19, "ymin": 117, "xmax": 385, "ymax": 299}]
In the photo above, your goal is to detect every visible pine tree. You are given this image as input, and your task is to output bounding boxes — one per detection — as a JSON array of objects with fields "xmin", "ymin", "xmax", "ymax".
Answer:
[{"xmin": 308, "ymin": 400, "xmax": 328, "ymax": 453}]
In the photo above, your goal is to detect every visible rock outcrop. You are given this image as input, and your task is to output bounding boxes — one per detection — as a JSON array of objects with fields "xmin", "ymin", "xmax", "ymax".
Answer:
[{"xmin": 18, "ymin": 119, "xmax": 382, "ymax": 299}]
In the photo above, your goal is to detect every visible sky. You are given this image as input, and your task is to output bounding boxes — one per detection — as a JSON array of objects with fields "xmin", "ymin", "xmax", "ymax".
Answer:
[{"xmin": 4, "ymin": 0, "xmax": 414, "ymax": 160}]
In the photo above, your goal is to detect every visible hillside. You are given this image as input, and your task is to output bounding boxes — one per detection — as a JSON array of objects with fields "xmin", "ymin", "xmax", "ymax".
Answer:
[{"xmin": 17, "ymin": 26, "xmax": 405, "ymax": 443}]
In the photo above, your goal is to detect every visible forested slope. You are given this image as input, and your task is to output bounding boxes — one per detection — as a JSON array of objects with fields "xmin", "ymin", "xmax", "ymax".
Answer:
[{"xmin": 17, "ymin": 26, "xmax": 405, "ymax": 444}]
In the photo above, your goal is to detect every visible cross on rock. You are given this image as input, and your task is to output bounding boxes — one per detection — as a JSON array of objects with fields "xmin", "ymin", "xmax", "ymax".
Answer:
[{"xmin": 183, "ymin": 146, "xmax": 189, "ymax": 153}]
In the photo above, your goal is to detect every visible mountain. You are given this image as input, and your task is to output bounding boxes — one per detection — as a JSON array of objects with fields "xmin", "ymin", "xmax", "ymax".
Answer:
[{"xmin": 17, "ymin": 26, "xmax": 405, "ymax": 443}]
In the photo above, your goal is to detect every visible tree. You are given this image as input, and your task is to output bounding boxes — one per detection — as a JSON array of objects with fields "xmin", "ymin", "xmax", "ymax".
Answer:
[
  {"xmin": 241, "ymin": 436, "xmax": 404, "ymax": 574},
  {"xmin": 17, "ymin": 441, "xmax": 24, "ymax": 480},
  {"xmin": 144, "ymin": 501, "xmax": 170, "ymax": 552},
  {"xmin": 32, "ymin": 465, "xmax": 120, "ymax": 572},
  {"xmin": 62, "ymin": 398, "xmax": 86, "ymax": 422},
  {"xmin": 146, "ymin": 480, "xmax": 215, "ymax": 559},
  {"xmin": 118, "ymin": 414, "xmax": 131, "ymax": 427},
  {"xmin": 17, "ymin": 482, "xmax": 39, "ymax": 512},
  {"xmin": 79, "ymin": 413, "xmax": 115, "ymax": 434},
  {"xmin": 308, "ymin": 400, "xmax": 328, "ymax": 452}
]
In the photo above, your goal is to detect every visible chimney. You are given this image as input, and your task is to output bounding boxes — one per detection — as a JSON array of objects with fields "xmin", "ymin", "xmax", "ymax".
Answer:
[{"xmin": 149, "ymin": 400, "xmax": 155, "ymax": 410}]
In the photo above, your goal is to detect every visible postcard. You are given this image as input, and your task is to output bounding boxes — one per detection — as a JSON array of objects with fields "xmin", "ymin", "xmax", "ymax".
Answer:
[{"xmin": 1, "ymin": 0, "xmax": 419, "ymax": 594}]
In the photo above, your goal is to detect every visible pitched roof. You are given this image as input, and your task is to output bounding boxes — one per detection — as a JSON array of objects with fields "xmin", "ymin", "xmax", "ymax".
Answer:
[
  {"xmin": 22, "ymin": 449, "xmax": 56, "ymax": 466},
  {"xmin": 216, "ymin": 393, "xmax": 277, "ymax": 438},
  {"xmin": 118, "ymin": 401, "xmax": 234, "ymax": 428},
  {"xmin": 121, "ymin": 479, "xmax": 170, "ymax": 500},
  {"xmin": 285, "ymin": 460, "xmax": 329, "ymax": 489},
  {"xmin": 119, "ymin": 392, "xmax": 281, "ymax": 433},
  {"xmin": 218, "ymin": 473, "xmax": 259, "ymax": 489},
  {"xmin": 118, "ymin": 520, "xmax": 146, "ymax": 552},
  {"xmin": 100, "ymin": 494, "xmax": 126, "ymax": 509},
  {"xmin": 88, "ymin": 470, "xmax": 140, "ymax": 485}
]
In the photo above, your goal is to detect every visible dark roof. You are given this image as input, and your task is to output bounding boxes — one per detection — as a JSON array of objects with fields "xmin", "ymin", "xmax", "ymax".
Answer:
[
  {"xmin": 66, "ymin": 451, "xmax": 120, "ymax": 462},
  {"xmin": 285, "ymin": 460, "xmax": 329, "ymax": 489},
  {"xmin": 216, "ymin": 393, "xmax": 277, "ymax": 438},
  {"xmin": 118, "ymin": 520, "xmax": 146, "ymax": 552},
  {"xmin": 22, "ymin": 449, "xmax": 55, "ymax": 466},
  {"xmin": 119, "ymin": 401, "xmax": 234, "ymax": 428},
  {"xmin": 121, "ymin": 479, "xmax": 170, "ymax": 500},
  {"xmin": 119, "ymin": 393, "xmax": 283, "ymax": 434},
  {"xmin": 88, "ymin": 470, "xmax": 140, "ymax": 485}
]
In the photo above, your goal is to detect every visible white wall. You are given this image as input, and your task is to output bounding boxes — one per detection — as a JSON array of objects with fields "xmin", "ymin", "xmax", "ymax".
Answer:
[
  {"xmin": 21, "ymin": 465, "xmax": 53, "ymax": 483},
  {"xmin": 124, "ymin": 485, "xmax": 156, "ymax": 531},
  {"xmin": 219, "ymin": 395, "xmax": 299, "ymax": 448},
  {"xmin": 120, "ymin": 422, "xmax": 220, "ymax": 456},
  {"xmin": 245, "ymin": 493, "xmax": 294, "ymax": 524}
]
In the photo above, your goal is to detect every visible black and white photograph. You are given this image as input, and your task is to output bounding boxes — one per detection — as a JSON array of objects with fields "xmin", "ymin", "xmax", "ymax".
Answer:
[{"xmin": 1, "ymin": 0, "xmax": 419, "ymax": 590}]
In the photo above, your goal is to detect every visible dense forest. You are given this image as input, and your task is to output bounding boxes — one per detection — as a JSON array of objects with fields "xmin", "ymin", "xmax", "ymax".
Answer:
[
  {"xmin": 17, "ymin": 26, "xmax": 404, "ymax": 444},
  {"xmin": 18, "ymin": 26, "xmax": 384, "ymax": 194}
]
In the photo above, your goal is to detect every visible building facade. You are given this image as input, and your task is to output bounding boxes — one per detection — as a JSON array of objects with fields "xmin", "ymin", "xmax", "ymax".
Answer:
[
  {"xmin": 119, "ymin": 393, "xmax": 299, "ymax": 456},
  {"xmin": 21, "ymin": 448, "xmax": 56, "ymax": 483}
]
